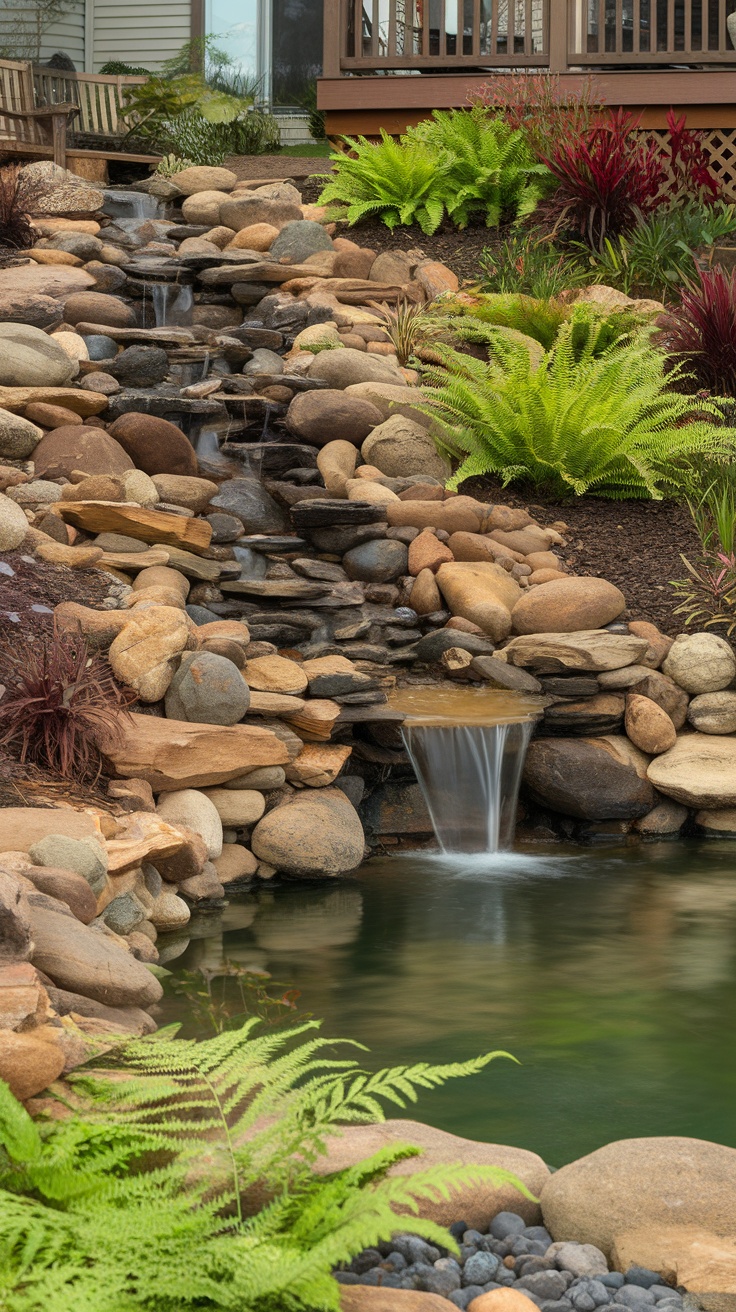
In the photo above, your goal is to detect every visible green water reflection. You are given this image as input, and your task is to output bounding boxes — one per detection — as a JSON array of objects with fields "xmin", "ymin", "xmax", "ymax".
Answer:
[{"xmin": 162, "ymin": 842, "xmax": 736, "ymax": 1165}]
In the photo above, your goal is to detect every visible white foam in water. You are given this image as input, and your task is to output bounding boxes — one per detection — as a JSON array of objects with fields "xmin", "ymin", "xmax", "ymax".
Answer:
[
  {"xmin": 402, "ymin": 720, "xmax": 533, "ymax": 854},
  {"xmin": 194, "ymin": 428, "xmax": 221, "ymax": 460},
  {"xmin": 152, "ymin": 282, "xmax": 194, "ymax": 327}
]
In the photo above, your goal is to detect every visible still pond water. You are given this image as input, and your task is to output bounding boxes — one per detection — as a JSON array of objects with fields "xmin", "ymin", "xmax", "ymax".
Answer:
[{"xmin": 163, "ymin": 841, "xmax": 736, "ymax": 1167}]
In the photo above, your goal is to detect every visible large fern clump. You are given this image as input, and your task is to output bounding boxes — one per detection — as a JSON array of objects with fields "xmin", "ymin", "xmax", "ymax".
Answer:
[
  {"xmin": 0, "ymin": 1020, "xmax": 527, "ymax": 1312},
  {"xmin": 438, "ymin": 292, "xmax": 642, "ymax": 356},
  {"xmin": 407, "ymin": 108, "xmax": 550, "ymax": 229},
  {"xmin": 318, "ymin": 108, "xmax": 549, "ymax": 234},
  {"xmin": 317, "ymin": 129, "xmax": 456, "ymax": 234},
  {"xmin": 417, "ymin": 327, "xmax": 736, "ymax": 499}
]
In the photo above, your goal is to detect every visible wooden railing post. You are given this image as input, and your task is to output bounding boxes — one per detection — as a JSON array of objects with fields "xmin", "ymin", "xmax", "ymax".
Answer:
[
  {"xmin": 547, "ymin": 0, "xmax": 569, "ymax": 70},
  {"xmin": 323, "ymin": 0, "xmax": 342, "ymax": 76}
]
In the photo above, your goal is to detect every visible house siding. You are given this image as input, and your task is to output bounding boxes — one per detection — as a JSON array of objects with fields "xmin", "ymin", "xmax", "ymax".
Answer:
[
  {"xmin": 0, "ymin": 2, "xmax": 86, "ymax": 65},
  {"xmin": 91, "ymin": 0, "xmax": 192, "ymax": 71}
]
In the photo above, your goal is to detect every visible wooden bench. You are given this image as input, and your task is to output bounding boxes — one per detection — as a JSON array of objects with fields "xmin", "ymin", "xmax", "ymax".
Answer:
[{"xmin": 0, "ymin": 57, "xmax": 159, "ymax": 182}]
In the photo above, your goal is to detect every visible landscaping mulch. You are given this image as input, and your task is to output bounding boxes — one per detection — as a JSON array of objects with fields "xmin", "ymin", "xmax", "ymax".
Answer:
[
  {"xmin": 0, "ymin": 553, "xmax": 109, "ymax": 642},
  {"xmin": 462, "ymin": 477, "xmax": 701, "ymax": 636},
  {"xmin": 224, "ymin": 153, "xmax": 334, "ymax": 182}
]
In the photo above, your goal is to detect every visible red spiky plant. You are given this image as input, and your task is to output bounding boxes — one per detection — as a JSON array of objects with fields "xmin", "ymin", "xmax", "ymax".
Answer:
[
  {"xmin": 0, "ymin": 626, "xmax": 136, "ymax": 783},
  {"xmin": 540, "ymin": 109, "xmax": 665, "ymax": 248},
  {"xmin": 657, "ymin": 267, "xmax": 736, "ymax": 396}
]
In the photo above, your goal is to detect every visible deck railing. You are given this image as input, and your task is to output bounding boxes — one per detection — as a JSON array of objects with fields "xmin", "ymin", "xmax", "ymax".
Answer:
[{"xmin": 323, "ymin": 0, "xmax": 736, "ymax": 72}]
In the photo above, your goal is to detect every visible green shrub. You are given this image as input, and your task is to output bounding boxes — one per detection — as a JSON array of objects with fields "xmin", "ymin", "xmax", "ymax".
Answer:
[
  {"xmin": 317, "ymin": 108, "xmax": 549, "ymax": 234},
  {"xmin": 579, "ymin": 200, "xmax": 736, "ymax": 300},
  {"xmin": 417, "ymin": 328, "xmax": 736, "ymax": 499},
  {"xmin": 0, "ymin": 1020, "xmax": 525, "ymax": 1311}
]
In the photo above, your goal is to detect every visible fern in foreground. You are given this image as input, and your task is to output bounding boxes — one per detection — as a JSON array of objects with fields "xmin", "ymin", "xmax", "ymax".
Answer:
[
  {"xmin": 0, "ymin": 1021, "xmax": 527, "ymax": 1312},
  {"xmin": 417, "ymin": 327, "xmax": 736, "ymax": 499}
]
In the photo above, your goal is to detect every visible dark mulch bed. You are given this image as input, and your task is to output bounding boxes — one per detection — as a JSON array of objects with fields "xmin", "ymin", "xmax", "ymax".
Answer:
[
  {"xmin": 462, "ymin": 477, "xmax": 701, "ymax": 635},
  {"xmin": 0, "ymin": 553, "xmax": 109, "ymax": 642},
  {"xmin": 224, "ymin": 154, "xmax": 334, "ymax": 182}
]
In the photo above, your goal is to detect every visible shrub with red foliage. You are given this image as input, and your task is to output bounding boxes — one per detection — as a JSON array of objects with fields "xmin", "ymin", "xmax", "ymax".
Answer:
[
  {"xmin": 471, "ymin": 72, "xmax": 604, "ymax": 161},
  {"xmin": 540, "ymin": 109, "xmax": 666, "ymax": 248},
  {"xmin": 666, "ymin": 108, "xmax": 720, "ymax": 203},
  {"xmin": 0, "ymin": 626, "xmax": 136, "ymax": 782},
  {"xmin": 540, "ymin": 107, "xmax": 720, "ymax": 249},
  {"xmin": 657, "ymin": 267, "xmax": 736, "ymax": 396}
]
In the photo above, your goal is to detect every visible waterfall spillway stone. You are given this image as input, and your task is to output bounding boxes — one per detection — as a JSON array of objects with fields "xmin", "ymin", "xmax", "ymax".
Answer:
[{"xmin": 393, "ymin": 688, "xmax": 541, "ymax": 854}]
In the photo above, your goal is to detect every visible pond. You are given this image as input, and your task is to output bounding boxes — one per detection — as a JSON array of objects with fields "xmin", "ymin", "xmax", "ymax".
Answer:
[{"xmin": 162, "ymin": 840, "xmax": 736, "ymax": 1167}]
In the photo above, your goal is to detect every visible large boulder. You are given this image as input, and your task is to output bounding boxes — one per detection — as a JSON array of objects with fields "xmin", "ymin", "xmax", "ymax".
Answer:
[
  {"xmin": 346, "ymin": 380, "xmax": 434, "ymax": 427},
  {"xmin": 208, "ymin": 477, "xmax": 287, "ymax": 533},
  {"xmin": 108, "ymin": 412, "xmax": 198, "ymax": 477},
  {"xmin": 540, "ymin": 1136, "xmax": 736, "ymax": 1256},
  {"xmin": 436, "ymin": 562, "xmax": 521, "ymax": 642},
  {"xmin": 270, "ymin": 219, "xmax": 333, "ymax": 263},
  {"xmin": 0, "ymin": 324, "xmax": 76, "ymax": 388},
  {"xmin": 102, "ymin": 712, "xmax": 289, "ymax": 791},
  {"xmin": 0, "ymin": 808, "xmax": 103, "ymax": 854},
  {"xmin": 318, "ymin": 1119, "xmax": 549, "ymax": 1228},
  {"xmin": 28, "ymin": 901, "xmax": 163, "ymax": 1008},
  {"xmin": 0, "ymin": 1028, "xmax": 65, "ymax": 1101},
  {"xmin": 181, "ymin": 190, "xmax": 234, "ymax": 226},
  {"xmin": 662, "ymin": 633, "xmax": 736, "ymax": 694},
  {"xmin": 286, "ymin": 389, "xmax": 383, "ymax": 447},
  {"xmin": 361, "ymin": 414, "xmax": 449, "ymax": 481},
  {"xmin": 687, "ymin": 690, "xmax": 736, "ymax": 734},
  {"xmin": 0, "ymin": 491, "xmax": 29, "ymax": 549},
  {"xmin": 173, "ymin": 165, "xmax": 237, "ymax": 195},
  {"xmin": 610, "ymin": 1223, "xmax": 736, "ymax": 1296},
  {"xmin": 504, "ymin": 631, "xmax": 647, "ymax": 673},
  {"xmin": 164, "ymin": 652, "xmax": 250, "ymax": 726},
  {"xmin": 109, "ymin": 606, "xmax": 191, "ymax": 702},
  {"xmin": 342, "ymin": 539, "xmax": 408, "ymax": 582},
  {"xmin": 511, "ymin": 578, "xmax": 626, "ymax": 635},
  {"xmin": 251, "ymin": 788, "xmax": 365, "ymax": 876},
  {"xmin": 219, "ymin": 194, "xmax": 303, "ymax": 231},
  {"xmin": 646, "ymin": 734, "xmax": 736, "ymax": 807},
  {"xmin": 156, "ymin": 789, "xmax": 223, "ymax": 859},
  {"xmin": 63, "ymin": 291, "xmax": 136, "ymax": 329},
  {"xmin": 32, "ymin": 424, "xmax": 135, "ymax": 479},
  {"xmin": 308, "ymin": 348, "xmax": 407, "ymax": 390},
  {"xmin": 523, "ymin": 736, "xmax": 655, "ymax": 819}
]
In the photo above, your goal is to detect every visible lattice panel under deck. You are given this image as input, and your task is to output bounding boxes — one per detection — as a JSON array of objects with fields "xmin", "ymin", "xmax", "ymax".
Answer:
[{"xmin": 636, "ymin": 127, "xmax": 736, "ymax": 202}]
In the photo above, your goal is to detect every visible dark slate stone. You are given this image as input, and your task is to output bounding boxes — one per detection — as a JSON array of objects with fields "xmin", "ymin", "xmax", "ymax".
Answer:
[
  {"xmin": 343, "ymin": 539, "xmax": 408, "ymax": 583},
  {"xmin": 209, "ymin": 477, "xmax": 288, "ymax": 533},
  {"xmin": 412, "ymin": 630, "xmax": 496, "ymax": 663},
  {"xmin": 291, "ymin": 499, "xmax": 387, "ymax": 531},
  {"xmin": 108, "ymin": 344, "xmax": 169, "ymax": 388},
  {"xmin": 82, "ymin": 332, "xmax": 118, "ymax": 360},
  {"xmin": 471, "ymin": 655, "xmax": 543, "ymax": 693},
  {"xmin": 186, "ymin": 604, "xmax": 221, "ymax": 624}
]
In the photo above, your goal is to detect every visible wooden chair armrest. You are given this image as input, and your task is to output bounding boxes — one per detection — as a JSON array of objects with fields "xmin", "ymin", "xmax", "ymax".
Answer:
[{"xmin": 1, "ymin": 103, "xmax": 79, "ymax": 122}]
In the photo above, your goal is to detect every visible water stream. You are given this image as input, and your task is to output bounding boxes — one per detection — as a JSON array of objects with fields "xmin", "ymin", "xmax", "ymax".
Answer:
[
  {"xmin": 392, "ymin": 687, "xmax": 542, "ymax": 854},
  {"xmin": 103, "ymin": 190, "xmax": 161, "ymax": 221},
  {"xmin": 152, "ymin": 282, "xmax": 194, "ymax": 328}
]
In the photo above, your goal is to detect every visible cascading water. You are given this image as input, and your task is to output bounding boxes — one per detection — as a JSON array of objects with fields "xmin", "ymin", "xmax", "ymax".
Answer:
[
  {"xmin": 152, "ymin": 282, "xmax": 194, "ymax": 327},
  {"xmin": 103, "ymin": 190, "xmax": 161, "ymax": 221},
  {"xmin": 392, "ymin": 687, "xmax": 542, "ymax": 854}
]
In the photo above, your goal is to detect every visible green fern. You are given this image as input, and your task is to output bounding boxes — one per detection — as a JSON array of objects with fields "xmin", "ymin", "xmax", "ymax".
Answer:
[
  {"xmin": 317, "ymin": 109, "xmax": 549, "ymax": 233},
  {"xmin": 317, "ymin": 131, "xmax": 454, "ymax": 234},
  {"xmin": 408, "ymin": 108, "xmax": 550, "ymax": 228},
  {"xmin": 0, "ymin": 1022, "xmax": 527, "ymax": 1312},
  {"xmin": 416, "ymin": 326, "xmax": 736, "ymax": 499},
  {"xmin": 438, "ymin": 293, "xmax": 649, "ymax": 358}
]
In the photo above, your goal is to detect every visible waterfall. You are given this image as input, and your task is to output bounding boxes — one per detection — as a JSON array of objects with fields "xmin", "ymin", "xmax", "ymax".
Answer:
[
  {"xmin": 393, "ymin": 686, "xmax": 541, "ymax": 855},
  {"xmin": 402, "ymin": 720, "xmax": 533, "ymax": 854},
  {"xmin": 152, "ymin": 283, "xmax": 194, "ymax": 327},
  {"xmin": 103, "ymin": 190, "xmax": 161, "ymax": 221}
]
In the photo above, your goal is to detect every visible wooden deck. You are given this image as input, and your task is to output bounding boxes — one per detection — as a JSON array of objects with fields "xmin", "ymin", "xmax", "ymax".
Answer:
[{"xmin": 318, "ymin": 0, "xmax": 736, "ymax": 136}]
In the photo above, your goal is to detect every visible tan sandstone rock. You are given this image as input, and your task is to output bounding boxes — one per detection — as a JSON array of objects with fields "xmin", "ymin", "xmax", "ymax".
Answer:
[
  {"xmin": 436, "ymin": 562, "xmax": 521, "ymax": 642},
  {"xmin": 624, "ymin": 694, "xmax": 677, "ymax": 755}
]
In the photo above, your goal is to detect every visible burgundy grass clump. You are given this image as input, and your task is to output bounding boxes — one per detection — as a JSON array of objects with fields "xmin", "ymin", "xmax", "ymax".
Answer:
[
  {"xmin": 657, "ymin": 267, "xmax": 736, "ymax": 396},
  {"xmin": 0, "ymin": 626, "xmax": 136, "ymax": 782},
  {"xmin": 540, "ymin": 109, "xmax": 665, "ymax": 248}
]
